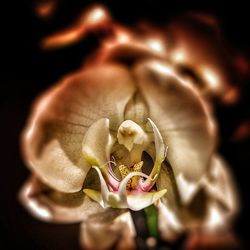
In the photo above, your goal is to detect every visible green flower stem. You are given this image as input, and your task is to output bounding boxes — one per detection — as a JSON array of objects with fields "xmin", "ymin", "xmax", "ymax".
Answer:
[{"xmin": 144, "ymin": 205, "xmax": 158, "ymax": 237}]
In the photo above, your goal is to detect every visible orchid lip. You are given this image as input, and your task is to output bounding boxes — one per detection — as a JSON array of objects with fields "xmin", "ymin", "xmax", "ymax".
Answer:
[
  {"xmin": 83, "ymin": 166, "xmax": 167, "ymax": 210},
  {"xmin": 82, "ymin": 117, "xmax": 167, "ymax": 209}
]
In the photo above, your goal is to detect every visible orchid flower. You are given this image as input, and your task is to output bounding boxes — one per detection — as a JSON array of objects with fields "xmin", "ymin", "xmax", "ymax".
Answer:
[
  {"xmin": 19, "ymin": 7, "xmax": 239, "ymax": 250},
  {"xmin": 82, "ymin": 117, "xmax": 167, "ymax": 210}
]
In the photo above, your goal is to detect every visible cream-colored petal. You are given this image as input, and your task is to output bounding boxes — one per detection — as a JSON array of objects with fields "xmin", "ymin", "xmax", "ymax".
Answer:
[
  {"xmin": 112, "ymin": 212, "xmax": 136, "ymax": 250},
  {"xmin": 175, "ymin": 173, "xmax": 203, "ymax": 205},
  {"xmin": 157, "ymin": 200, "xmax": 184, "ymax": 242},
  {"xmin": 18, "ymin": 175, "xmax": 105, "ymax": 223},
  {"xmin": 147, "ymin": 118, "xmax": 166, "ymax": 164},
  {"xmin": 201, "ymin": 155, "xmax": 239, "ymax": 231},
  {"xmin": 22, "ymin": 63, "xmax": 135, "ymax": 192},
  {"xmin": 156, "ymin": 156, "xmax": 238, "ymax": 239},
  {"xmin": 82, "ymin": 118, "xmax": 114, "ymax": 171},
  {"xmin": 134, "ymin": 60, "xmax": 216, "ymax": 183},
  {"xmin": 156, "ymin": 163, "xmax": 180, "ymax": 210},
  {"xmin": 127, "ymin": 189, "xmax": 167, "ymax": 211},
  {"xmin": 156, "ymin": 162, "xmax": 186, "ymax": 239},
  {"xmin": 86, "ymin": 166, "xmax": 111, "ymax": 207},
  {"xmin": 139, "ymin": 118, "xmax": 166, "ymax": 191},
  {"xmin": 80, "ymin": 211, "xmax": 135, "ymax": 250}
]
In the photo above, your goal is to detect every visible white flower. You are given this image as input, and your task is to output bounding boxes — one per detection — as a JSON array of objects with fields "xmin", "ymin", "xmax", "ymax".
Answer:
[
  {"xmin": 82, "ymin": 117, "xmax": 167, "ymax": 210},
  {"xmin": 19, "ymin": 9, "xmax": 239, "ymax": 249}
]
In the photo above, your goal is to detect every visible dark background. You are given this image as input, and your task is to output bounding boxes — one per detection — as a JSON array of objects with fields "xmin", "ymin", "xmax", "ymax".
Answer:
[{"xmin": 1, "ymin": 0, "xmax": 249, "ymax": 249}]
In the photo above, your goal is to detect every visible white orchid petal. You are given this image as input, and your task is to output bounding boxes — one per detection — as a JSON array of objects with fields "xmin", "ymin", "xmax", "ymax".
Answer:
[
  {"xmin": 80, "ymin": 211, "xmax": 136, "ymax": 250},
  {"xmin": 19, "ymin": 175, "xmax": 105, "ymax": 223},
  {"xmin": 176, "ymin": 173, "xmax": 203, "ymax": 204},
  {"xmin": 127, "ymin": 189, "xmax": 167, "ymax": 211},
  {"xmin": 156, "ymin": 163, "xmax": 180, "ymax": 212},
  {"xmin": 115, "ymin": 211, "xmax": 136, "ymax": 237},
  {"xmin": 148, "ymin": 118, "xmax": 166, "ymax": 163},
  {"xmin": 92, "ymin": 166, "xmax": 110, "ymax": 203},
  {"xmin": 86, "ymin": 167, "xmax": 122, "ymax": 208},
  {"xmin": 157, "ymin": 200, "xmax": 184, "ymax": 242},
  {"xmin": 202, "ymin": 155, "xmax": 239, "ymax": 230},
  {"xmin": 22, "ymin": 64, "xmax": 135, "ymax": 192},
  {"xmin": 134, "ymin": 60, "xmax": 216, "ymax": 183},
  {"xmin": 82, "ymin": 118, "xmax": 113, "ymax": 174},
  {"xmin": 147, "ymin": 118, "xmax": 166, "ymax": 179},
  {"xmin": 140, "ymin": 118, "xmax": 166, "ymax": 191}
]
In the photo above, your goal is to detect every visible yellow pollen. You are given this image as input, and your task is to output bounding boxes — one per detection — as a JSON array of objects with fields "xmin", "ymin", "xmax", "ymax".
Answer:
[{"xmin": 118, "ymin": 161, "xmax": 143, "ymax": 190}]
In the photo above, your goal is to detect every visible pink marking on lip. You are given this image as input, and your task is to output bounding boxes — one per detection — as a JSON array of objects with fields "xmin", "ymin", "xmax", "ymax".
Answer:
[{"xmin": 138, "ymin": 178, "xmax": 154, "ymax": 192}]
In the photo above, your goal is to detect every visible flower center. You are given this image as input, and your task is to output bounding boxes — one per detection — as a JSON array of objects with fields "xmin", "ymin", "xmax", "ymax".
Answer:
[
  {"xmin": 82, "ymin": 117, "xmax": 167, "ymax": 210},
  {"xmin": 118, "ymin": 161, "xmax": 143, "ymax": 190}
]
